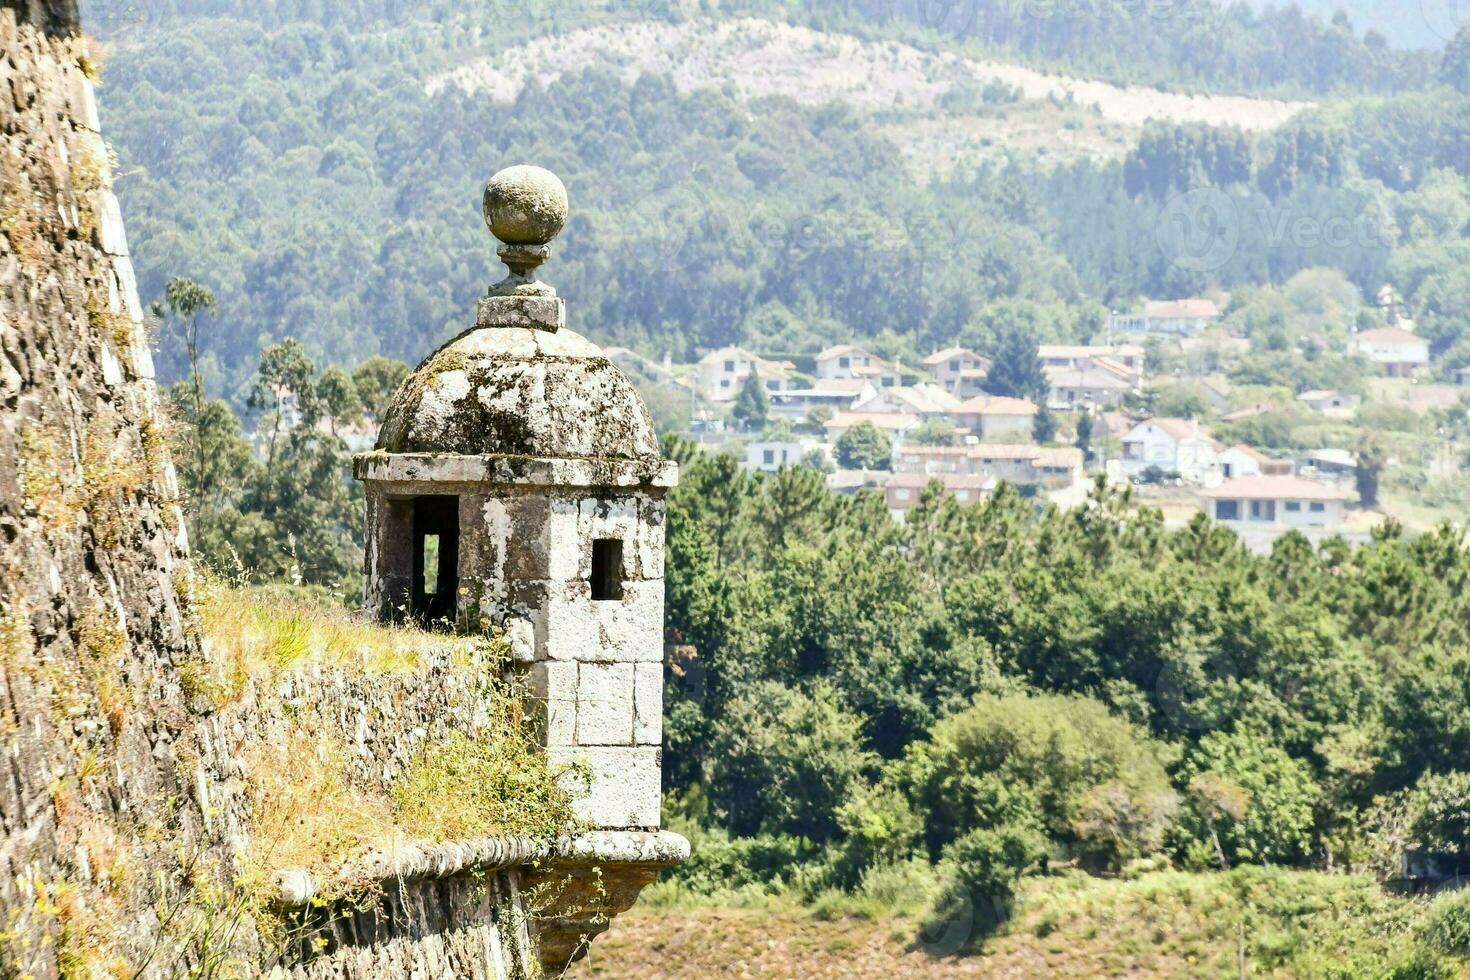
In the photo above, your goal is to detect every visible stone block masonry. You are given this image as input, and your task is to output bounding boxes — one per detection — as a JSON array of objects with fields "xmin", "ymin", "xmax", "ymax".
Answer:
[
  {"xmin": 356, "ymin": 168, "xmax": 681, "ymax": 837},
  {"xmin": 0, "ymin": 5, "xmax": 247, "ymax": 974},
  {"xmin": 343, "ymin": 162, "xmax": 688, "ymax": 968}
]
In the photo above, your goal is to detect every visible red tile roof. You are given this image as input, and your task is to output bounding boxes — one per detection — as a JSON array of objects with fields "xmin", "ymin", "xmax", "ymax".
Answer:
[
  {"xmin": 954, "ymin": 395, "xmax": 1038, "ymax": 416},
  {"xmin": 1200, "ymin": 475, "xmax": 1350, "ymax": 501}
]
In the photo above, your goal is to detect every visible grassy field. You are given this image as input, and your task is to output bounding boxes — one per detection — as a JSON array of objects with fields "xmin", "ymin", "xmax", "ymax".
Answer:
[{"xmin": 569, "ymin": 868, "xmax": 1470, "ymax": 979}]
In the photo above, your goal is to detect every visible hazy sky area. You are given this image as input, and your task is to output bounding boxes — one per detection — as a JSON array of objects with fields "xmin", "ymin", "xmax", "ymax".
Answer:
[{"xmin": 1256, "ymin": 0, "xmax": 1460, "ymax": 48}]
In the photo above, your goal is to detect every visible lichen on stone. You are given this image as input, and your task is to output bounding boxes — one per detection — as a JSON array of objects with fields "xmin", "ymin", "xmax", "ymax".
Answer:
[{"xmin": 376, "ymin": 326, "xmax": 661, "ymax": 461}]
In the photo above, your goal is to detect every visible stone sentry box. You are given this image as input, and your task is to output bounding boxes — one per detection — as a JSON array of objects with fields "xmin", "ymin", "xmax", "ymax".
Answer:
[{"xmin": 353, "ymin": 166, "xmax": 677, "ymax": 831}]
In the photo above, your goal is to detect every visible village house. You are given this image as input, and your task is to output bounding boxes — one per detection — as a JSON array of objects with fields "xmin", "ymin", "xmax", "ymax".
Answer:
[
  {"xmin": 1220, "ymin": 402, "xmax": 1270, "ymax": 424},
  {"xmin": 951, "ymin": 394, "xmax": 1039, "ymax": 441},
  {"xmin": 853, "ymin": 383, "xmax": 961, "ymax": 419},
  {"xmin": 1200, "ymin": 475, "xmax": 1352, "ymax": 551},
  {"xmin": 1297, "ymin": 389, "xmax": 1363, "ymax": 415},
  {"xmin": 1351, "ymin": 327, "xmax": 1429, "ymax": 377},
  {"xmin": 1108, "ymin": 299, "xmax": 1222, "ymax": 337},
  {"xmin": 823, "ymin": 410, "xmax": 919, "ymax": 446},
  {"xmin": 695, "ymin": 346, "xmax": 796, "ymax": 401},
  {"xmin": 1121, "ymin": 417, "xmax": 1223, "ymax": 484},
  {"xmin": 967, "ymin": 445, "xmax": 1083, "ymax": 488},
  {"xmin": 1039, "ymin": 344, "xmax": 1146, "ymax": 380},
  {"xmin": 891, "ymin": 445, "xmax": 970, "ymax": 475},
  {"xmin": 1457, "ymin": 366, "xmax": 1470, "ymax": 387},
  {"xmin": 815, "ymin": 344, "xmax": 901, "ymax": 387},
  {"xmin": 884, "ymin": 472, "xmax": 996, "ymax": 515},
  {"xmin": 1300, "ymin": 448, "xmax": 1357, "ymax": 481},
  {"xmin": 893, "ymin": 444, "xmax": 1084, "ymax": 489},
  {"xmin": 1047, "ymin": 367, "xmax": 1134, "ymax": 410},
  {"xmin": 1217, "ymin": 444, "xmax": 1293, "ymax": 480},
  {"xmin": 769, "ymin": 378, "xmax": 876, "ymax": 422},
  {"xmin": 922, "ymin": 347, "xmax": 991, "ymax": 397},
  {"xmin": 743, "ymin": 438, "xmax": 828, "ymax": 473}
]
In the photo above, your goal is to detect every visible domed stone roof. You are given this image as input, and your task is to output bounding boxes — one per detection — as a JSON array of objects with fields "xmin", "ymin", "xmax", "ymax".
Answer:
[{"xmin": 375, "ymin": 326, "xmax": 661, "ymax": 461}]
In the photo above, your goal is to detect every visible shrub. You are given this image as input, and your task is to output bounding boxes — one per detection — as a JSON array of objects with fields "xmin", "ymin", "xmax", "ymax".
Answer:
[
  {"xmin": 897, "ymin": 693, "xmax": 1178, "ymax": 870},
  {"xmin": 1423, "ymin": 887, "xmax": 1470, "ymax": 955},
  {"xmin": 920, "ymin": 820, "xmax": 1048, "ymax": 952},
  {"xmin": 664, "ymin": 834, "xmax": 819, "ymax": 893},
  {"xmin": 1175, "ymin": 730, "xmax": 1321, "ymax": 867}
]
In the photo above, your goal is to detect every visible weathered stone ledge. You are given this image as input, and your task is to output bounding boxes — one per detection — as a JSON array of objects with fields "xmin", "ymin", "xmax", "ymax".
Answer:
[
  {"xmin": 273, "ymin": 830, "xmax": 690, "ymax": 906},
  {"xmin": 353, "ymin": 450, "xmax": 679, "ymax": 489}
]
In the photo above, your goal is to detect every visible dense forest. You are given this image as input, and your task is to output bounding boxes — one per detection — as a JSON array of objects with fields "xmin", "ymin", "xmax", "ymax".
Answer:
[
  {"xmin": 94, "ymin": 0, "xmax": 1470, "ymax": 407},
  {"xmin": 655, "ymin": 448, "xmax": 1470, "ymax": 971}
]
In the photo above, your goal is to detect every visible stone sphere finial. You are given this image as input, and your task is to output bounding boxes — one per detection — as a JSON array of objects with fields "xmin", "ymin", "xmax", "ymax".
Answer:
[
  {"xmin": 484, "ymin": 165, "xmax": 568, "ymax": 246},
  {"xmin": 483, "ymin": 166, "xmax": 567, "ymax": 298}
]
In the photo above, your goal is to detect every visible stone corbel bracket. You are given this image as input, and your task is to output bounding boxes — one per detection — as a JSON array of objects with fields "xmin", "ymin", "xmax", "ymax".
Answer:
[
  {"xmin": 272, "ymin": 829, "xmax": 689, "ymax": 906},
  {"xmin": 272, "ymin": 830, "xmax": 689, "ymax": 971}
]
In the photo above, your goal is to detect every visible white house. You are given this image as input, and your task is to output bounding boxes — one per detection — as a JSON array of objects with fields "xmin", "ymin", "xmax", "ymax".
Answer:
[
  {"xmin": 744, "ymin": 438, "xmax": 828, "ymax": 473},
  {"xmin": 1351, "ymin": 327, "xmax": 1429, "ymax": 378},
  {"xmin": 815, "ymin": 345, "xmax": 901, "ymax": 387},
  {"xmin": 1218, "ymin": 444, "xmax": 1268, "ymax": 481},
  {"xmin": 769, "ymin": 379, "xmax": 876, "ymax": 422},
  {"xmin": 1200, "ymin": 475, "xmax": 1351, "ymax": 551},
  {"xmin": 1047, "ymin": 368, "xmax": 1134, "ymax": 410},
  {"xmin": 951, "ymin": 395, "xmax": 1038, "ymax": 442},
  {"xmin": 696, "ymin": 346, "xmax": 796, "ymax": 401},
  {"xmin": 922, "ymin": 347, "xmax": 991, "ymax": 397},
  {"xmin": 854, "ymin": 383, "xmax": 960, "ymax": 419},
  {"xmin": 1039, "ymin": 344, "xmax": 1146, "ymax": 379},
  {"xmin": 1121, "ymin": 418, "xmax": 1222, "ymax": 484},
  {"xmin": 1108, "ymin": 299, "xmax": 1222, "ymax": 337},
  {"xmin": 1297, "ymin": 389, "xmax": 1362, "ymax": 414}
]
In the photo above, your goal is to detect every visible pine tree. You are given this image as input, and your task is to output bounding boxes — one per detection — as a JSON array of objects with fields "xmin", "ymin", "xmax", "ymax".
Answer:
[{"xmin": 732, "ymin": 368, "xmax": 770, "ymax": 432}]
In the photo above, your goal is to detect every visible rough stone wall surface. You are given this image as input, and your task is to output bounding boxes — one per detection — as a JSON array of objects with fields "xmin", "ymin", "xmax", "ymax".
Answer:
[
  {"xmin": 1, "ymin": 9, "xmax": 668, "ymax": 974},
  {"xmin": 281, "ymin": 872, "xmax": 524, "ymax": 980},
  {"xmin": 0, "ymin": 7, "xmax": 235, "ymax": 974}
]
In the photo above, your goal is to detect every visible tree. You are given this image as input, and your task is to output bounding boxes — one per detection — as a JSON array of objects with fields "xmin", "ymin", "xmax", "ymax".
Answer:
[
  {"xmin": 897, "ymin": 693, "xmax": 1177, "ymax": 869},
  {"xmin": 1175, "ymin": 730, "xmax": 1321, "ymax": 867},
  {"xmin": 835, "ymin": 421, "xmax": 891, "ymax": 471},
  {"xmin": 352, "ymin": 355, "xmax": 410, "ymax": 420},
  {"xmin": 731, "ymin": 368, "xmax": 770, "ymax": 431},
  {"xmin": 911, "ymin": 418, "xmax": 959, "ymax": 446},
  {"xmin": 708, "ymin": 680, "xmax": 876, "ymax": 842},
  {"xmin": 983, "ymin": 324, "xmax": 1048, "ymax": 403},
  {"xmin": 152, "ymin": 278, "xmax": 217, "ymax": 498},
  {"xmin": 1444, "ymin": 23, "xmax": 1470, "ymax": 96},
  {"xmin": 1407, "ymin": 771, "xmax": 1470, "ymax": 856},
  {"xmin": 248, "ymin": 339, "xmax": 322, "ymax": 512},
  {"xmin": 316, "ymin": 365, "xmax": 363, "ymax": 436},
  {"xmin": 1032, "ymin": 406, "xmax": 1057, "ymax": 444},
  {"xmin": 1075, "ymin": 411, "xmax": 1094, "ymax": 459},
  {"xmin": 1356, "ymin": 435, "xmax": 1386, "ymax": 508}
]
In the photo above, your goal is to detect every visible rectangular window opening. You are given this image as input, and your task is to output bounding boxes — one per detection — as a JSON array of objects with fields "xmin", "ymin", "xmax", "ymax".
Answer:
[
  {"xmin": 591, "ymin": 538, "xmax": 624, "ymax": 601},
  {"xmin": 412, "ymin": 496, "xmax": 459, "ymax": 629}
]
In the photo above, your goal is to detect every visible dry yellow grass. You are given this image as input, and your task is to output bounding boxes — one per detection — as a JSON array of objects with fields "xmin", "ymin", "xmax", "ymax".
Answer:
[
  {"xmin": 191, "ymin": 578, "xmax": 484, "ymax": 706},
  {"xmin": 201, "ymin": 583, "xmax": 580, "ymax": 895}
]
